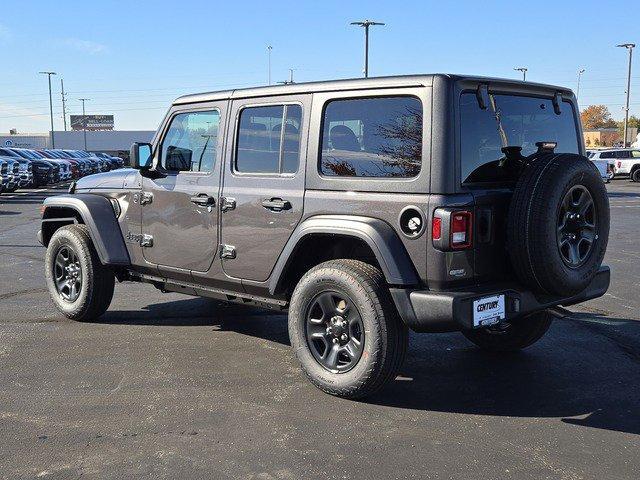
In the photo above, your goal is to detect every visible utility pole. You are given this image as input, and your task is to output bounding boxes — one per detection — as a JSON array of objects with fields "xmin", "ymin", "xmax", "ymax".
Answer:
[
  {"xmin": 514, "ymin": 67, "xmax": 528, "ymax": 81},
  {"xmin": 267, "ymin": 45, "xmax": 273, "ymax": 85},
  {"xmin": 576, "ymin": 68, "xmax": 586, "ymax": 101},
  {"xmin": 38, "ymin": 71, "xmax": 57, "ymax": 147},
  {"xmin": 350, "ymin": 20, "xmax": 385, "ymax": 78},
  {"xmin": 617, "ymin": 43, "xmax": 635, "ymax": 147},
  {"xmin": 79, "ymin": 98, "xmax": 90, "ymax": 151},
  {"xmin": 60, "ymin": 78, "xmax": 68, "ymax": 131}
]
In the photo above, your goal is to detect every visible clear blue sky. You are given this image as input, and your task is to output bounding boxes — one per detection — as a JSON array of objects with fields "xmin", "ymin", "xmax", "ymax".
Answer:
[{"xmin": 0, "ymin": 0, "xmax": 637, "ymax": 133}]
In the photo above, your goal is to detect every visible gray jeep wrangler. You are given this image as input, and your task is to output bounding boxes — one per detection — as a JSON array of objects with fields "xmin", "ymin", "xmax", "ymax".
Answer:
[{"xmin": 39, "ymin": 74, "xmax": 610, "ymax": 398}]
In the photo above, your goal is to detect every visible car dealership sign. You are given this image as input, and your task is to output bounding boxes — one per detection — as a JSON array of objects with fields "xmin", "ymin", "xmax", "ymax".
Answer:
[{"xmin": 70, "ymin": 114, "xmax": 114, "ymax": 131}]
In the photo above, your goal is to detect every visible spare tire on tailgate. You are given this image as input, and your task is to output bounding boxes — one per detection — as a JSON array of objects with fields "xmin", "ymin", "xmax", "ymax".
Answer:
[{"xmin": 506, "ymin": 153, "xmax": 609, "ymax": 296}]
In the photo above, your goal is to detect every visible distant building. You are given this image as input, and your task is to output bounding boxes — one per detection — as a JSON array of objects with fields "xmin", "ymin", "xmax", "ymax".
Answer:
[
  {"xmin": 583, "ymin": 128, "xmax": 620, "ymax": 148},
  {"xmin": 583, "ymin": 127, "xmax": 638, "ymax": 148},
  {"xmin": 0, "ymin": 130, "xmax": 154, "ymax": 160}
]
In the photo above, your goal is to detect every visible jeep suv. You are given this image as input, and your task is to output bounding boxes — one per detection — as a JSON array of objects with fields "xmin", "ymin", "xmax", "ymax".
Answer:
[{"xmin": 38, "ymin": 75, "xmax": 610, "ymax": 398}]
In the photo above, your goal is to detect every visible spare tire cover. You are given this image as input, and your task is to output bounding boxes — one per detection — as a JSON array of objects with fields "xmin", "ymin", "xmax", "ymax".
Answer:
[{"xmin": 506, "ymin": 153, "xmax": 609, "ymax": 296}]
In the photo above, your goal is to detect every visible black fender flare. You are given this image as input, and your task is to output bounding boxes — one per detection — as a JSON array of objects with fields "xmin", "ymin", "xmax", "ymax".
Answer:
[
  {"xmin": 40, "ymin": 194, "xmax": 130, "ymax": 266},
  {"xmin": 269, "ymin": 215, "xmax": 419, "ymax": 295}
]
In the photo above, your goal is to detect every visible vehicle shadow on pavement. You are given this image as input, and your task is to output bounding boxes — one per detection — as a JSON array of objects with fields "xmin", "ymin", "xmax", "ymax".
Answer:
[
  {"xmin": 93, "ymin": 297, "xmax": 291, "ymax": 346},
  {"xmin": 94, "ymin": 298, "xmax": 640, "ymax": 436},
  {"xmin": 367, "ymin": 315, "xmax": 640, "ymax": 436}
]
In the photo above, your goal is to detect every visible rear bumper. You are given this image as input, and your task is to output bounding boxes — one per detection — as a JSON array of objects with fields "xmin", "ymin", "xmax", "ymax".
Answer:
[{"xmin": 391, "ymin": 266, "xmax": 610, "ymax": 332}]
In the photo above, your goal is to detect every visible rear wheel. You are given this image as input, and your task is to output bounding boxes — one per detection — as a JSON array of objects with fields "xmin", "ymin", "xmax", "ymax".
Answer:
[
  {"xmin": 288, "ymin": 259, "xmax": 408, "ymax": 399},
  {"xmin": 45, "ymin": 224, "xmax": 115, "ymax": 321},
  {"xmin": 631, "ymin": 168, "xmax": 640, "ymax": 182},
  {"xmin": 462, "ymin": 311, "xmax": 553, "ymax": 351}
]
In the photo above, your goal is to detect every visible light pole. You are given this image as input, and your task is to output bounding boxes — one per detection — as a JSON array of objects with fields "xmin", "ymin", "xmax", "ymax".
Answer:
[
  {"xmin": 79, "ymin": 98, "xmax": 90, "ymax": 151},
  {"xmin": 617, "ymin": 43, "xmax": 635, "ymax": 147},
  {"xmin": 267, "ymin": 45, "xmax": 273, "ymax": 85},
  {"xmin": 350, "ymin": 20, "xmax": 385, "ymax": 78},
  {"xmin": 278, "ymin": 69, "xmax": 295, "ymax": 85},
  {"xmin": 514, "ymin": 67, "xmax": 528, "ymax": 81},
  {"xmin": 60, "ymin": 78, "xmax": 68, "ymax": 131},
  {"xmin": 576, "ymin": 68, "xmax": 586, "ymax": 101},
  {"xmin": 39, "ymin": 71, "xmax": 57, "ymax": 147}
]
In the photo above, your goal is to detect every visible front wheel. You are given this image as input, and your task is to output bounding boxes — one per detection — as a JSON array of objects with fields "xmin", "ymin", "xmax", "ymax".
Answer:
[
  {"xmin": 461, "ymin": 310, "xmax": 553, "ymax": 352},
  {"xmin": 45, "ymin": 224, "xmax": 115, "ymax": 321},
  {"xmin": 288, "ymin": 260, "xmax": 408, "ymax": 399}
]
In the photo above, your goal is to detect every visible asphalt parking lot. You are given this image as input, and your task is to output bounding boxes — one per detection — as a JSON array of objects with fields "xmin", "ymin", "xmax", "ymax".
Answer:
[{"xmin": 1, "ymin": 181, "xmax": 639, "ymax": 479}]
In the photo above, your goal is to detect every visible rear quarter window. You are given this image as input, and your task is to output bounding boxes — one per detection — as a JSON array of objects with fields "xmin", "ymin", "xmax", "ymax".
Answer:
[{"xmin": 319, "ymin": 96, "xmax": 422, "ymax": 178}]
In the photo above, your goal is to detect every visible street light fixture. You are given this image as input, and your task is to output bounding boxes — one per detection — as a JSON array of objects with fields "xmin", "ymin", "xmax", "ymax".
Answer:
[
  {"xmin": 616, "ymin": 43, "xmax": 635, "ymax": 147},
  {"xmin": 38, "ymin": 71, "xmax": 57, "ymax": 148},
  {"xmin": 576, "ymin": 68, "xmax": 586, "ymax": 101},
  {"xmin": 514, "ymin": 67, "xmax": 528, "ymax": 81},
  {"xmin": 350, "ymin": 20, "xmax": 385, "ymax": 78},
  {"xmin": 78, "ymin": 98, "xmax": 90, "ymax": 151}
]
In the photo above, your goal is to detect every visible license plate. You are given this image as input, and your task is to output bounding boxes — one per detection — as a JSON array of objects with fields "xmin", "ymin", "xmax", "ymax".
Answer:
[{"xmin": 473, "ymin": 294, "xmax": 505, "ymax": 327}]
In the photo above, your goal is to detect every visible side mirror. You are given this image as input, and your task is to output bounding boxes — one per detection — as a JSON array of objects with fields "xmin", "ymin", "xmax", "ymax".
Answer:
[{"xmin": 130, "ymin": 142, "xmax": 152, "ymax": 169}]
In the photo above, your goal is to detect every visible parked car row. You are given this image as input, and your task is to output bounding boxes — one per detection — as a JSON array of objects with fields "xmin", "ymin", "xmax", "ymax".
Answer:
[
  {"xmin": 587, "ymin": 148, "xmax": 640, "ymax": 182},
  {"xmin": 0, "ymin": 148, "xmax": 124, "ymax": 193}
]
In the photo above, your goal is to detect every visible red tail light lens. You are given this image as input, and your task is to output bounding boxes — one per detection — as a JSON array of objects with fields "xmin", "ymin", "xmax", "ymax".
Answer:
[
  {"xmin": 617, "ymin": 161, "xmax": 622, "ymax": 168},
  {"xmin": 450, "ymin": 211, "xmax": 472, "ymax": 249},
  {"xmin": 432, "ymin": 217, "xmax": 442, "ymax": 241}
]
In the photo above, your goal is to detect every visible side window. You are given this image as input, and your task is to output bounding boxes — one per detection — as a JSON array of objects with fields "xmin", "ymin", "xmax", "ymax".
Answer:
[
  {"xmin": 319, "ymin": 96, "xmax": 422, "ymax": 178},
  {"xmin": 161, "ymin": 110, "xmax": 219, "ymax": 173},
  {"xmin": 600, "ymin": 151, "xmax": 614, "ymax": 159},
  {"xmin": 632, "ymin": 150, "xmax": 640, "ymax": 158},
  {"xmin": 235, "ymin": 104, "xmax": 302, "ymax": 174}
]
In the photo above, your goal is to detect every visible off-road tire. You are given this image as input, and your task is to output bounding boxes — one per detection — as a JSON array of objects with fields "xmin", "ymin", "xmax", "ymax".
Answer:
[
  {"xmin": 45, "ymin": 224, "xmax": 115, "ymax": 321},
  {"xmin": 288, "ymin": 259, "xmax": 408, "ymax": 399},
  {"xmin": 507, "ymin": 153, "xmax": 609, "ymax": 296},
  {"xmin": 631, "ymin": 168, "xmax": 640, "ymax": 182},
  {"xmin": 462, "ymin": 310, "xmax": 553, "ymax": 351}
]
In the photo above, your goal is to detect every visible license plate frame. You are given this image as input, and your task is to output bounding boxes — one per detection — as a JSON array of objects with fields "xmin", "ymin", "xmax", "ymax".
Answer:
[{"xmin": 472, "ymin": 294, "xmax": 506, "ymax": 327}]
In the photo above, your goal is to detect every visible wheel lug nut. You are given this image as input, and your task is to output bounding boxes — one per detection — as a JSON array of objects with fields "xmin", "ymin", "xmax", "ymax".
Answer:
[
  {"xmin": 340, "ymin": 334, "xmax": 348, "ymax": 341},
  {"xmin": 341, "ymin": 320, "xmax": 347, "ymax": 327},
  {"xmin": 332, "ymin": 338, "xmax": 338, "ymax": 344}
]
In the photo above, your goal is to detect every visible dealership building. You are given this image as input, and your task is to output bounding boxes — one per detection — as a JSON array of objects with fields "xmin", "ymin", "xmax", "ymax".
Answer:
[{"xmin": 1, "ymin": 114, "xmax": 154, "ymax": 160}]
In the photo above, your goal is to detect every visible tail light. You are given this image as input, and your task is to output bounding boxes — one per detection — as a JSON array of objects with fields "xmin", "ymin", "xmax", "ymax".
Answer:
[
  {"xmin": 451, "ymin": 211, "xmax": 473, "ymax": 249},
  {"xmin": 431, "ymin": 217, "xmax": 442, "ymax": 241},
  {"xmin": 432, "ymin": 209, "xmax": 474, "ymax": 251}
]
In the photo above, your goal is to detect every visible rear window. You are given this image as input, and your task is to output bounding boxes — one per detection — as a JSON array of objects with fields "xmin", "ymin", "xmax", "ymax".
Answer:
[
  {"xmin": 319, "ymin": 96, "xmax": 422, "ymax": 178},
  {"xmin": 460, "ymin": 93, "xmax": 579, "ymax": 184}
]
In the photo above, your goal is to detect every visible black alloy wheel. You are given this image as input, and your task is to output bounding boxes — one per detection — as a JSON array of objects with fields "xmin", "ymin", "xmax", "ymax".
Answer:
[
  {"xmin": 53, "ymin": 245, "xmax": 83, "ymax": 302},
  {"xmin": 305, "ymin": 291, "xmax": 365, "ymax": 373},
  {"xmin": 557, "ymin": 185, "xmax": 596, "ymax": 268}
]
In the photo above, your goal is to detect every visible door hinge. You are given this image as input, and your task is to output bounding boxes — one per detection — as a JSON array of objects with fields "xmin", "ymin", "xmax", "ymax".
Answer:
[
  {"xmin": 140, "ymin": 192, "xmax": 153, "ymax": 205},
  {"xmin": 220, "ymin": 196, "xmax": 236, "ymax": 212},
  {"xmin": 220, "ymin": 244, "xmax": 236, "ymax": 259},
  {"xmin": 140, "ymin": 234, "xmax": 154, "ymax": 247}
]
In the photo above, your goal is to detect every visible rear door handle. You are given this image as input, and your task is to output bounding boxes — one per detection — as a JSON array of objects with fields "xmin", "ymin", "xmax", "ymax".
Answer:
[
  {"xmin": 190, "ymin": 194, "xmax": 216, "ymax": 206},
  {"xmin": 261, "ymin": 198, "xmax": 291, "ymax": 211}
]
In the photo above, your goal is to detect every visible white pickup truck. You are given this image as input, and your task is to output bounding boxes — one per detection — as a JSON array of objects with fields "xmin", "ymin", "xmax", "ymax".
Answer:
[{"xmin": 589, "ymin": 149, "xmax": 640, "ymax": 182}]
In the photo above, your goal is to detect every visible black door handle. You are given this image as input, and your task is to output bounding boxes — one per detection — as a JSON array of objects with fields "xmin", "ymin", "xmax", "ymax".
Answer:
[
  {"xmin": 261, "ymin": 198, "xmax": 291, "ymax": 211},
  {"xmin": 190, "ymin": 194, "xmax": 216, "ymax": 206}
]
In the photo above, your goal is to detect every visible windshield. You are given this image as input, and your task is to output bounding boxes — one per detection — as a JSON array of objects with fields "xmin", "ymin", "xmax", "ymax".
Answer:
[{"xmin": 460, "ymin": 93, "xmax": 579, "ymax": 184}]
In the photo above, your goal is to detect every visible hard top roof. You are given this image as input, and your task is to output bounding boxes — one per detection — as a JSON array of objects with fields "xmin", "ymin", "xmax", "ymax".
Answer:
[{"xmin": 173, "ymin": 73, "xmax": 572, "ymax": 105}]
